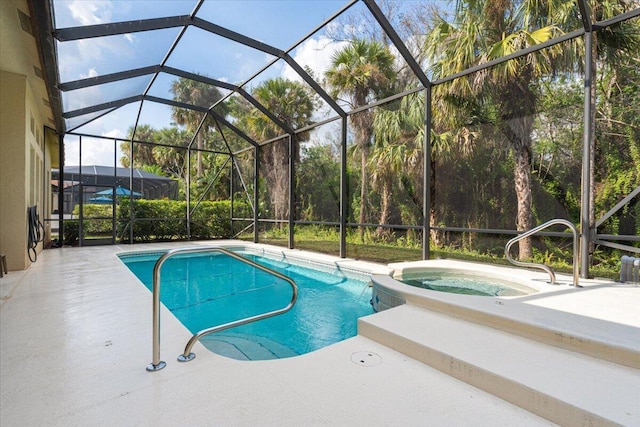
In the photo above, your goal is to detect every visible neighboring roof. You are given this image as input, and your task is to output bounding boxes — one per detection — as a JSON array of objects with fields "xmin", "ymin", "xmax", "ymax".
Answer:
[
  {"xmin": 51, "ymin": 180, "xmax": 79, "ymax": 189},
  {"xmin": 52, "ymin": 165, "xmax": 178, "ymax": 199},
  {"xmin": 57, "ymin": 165, "xmax": 175, "ymax": 181}
]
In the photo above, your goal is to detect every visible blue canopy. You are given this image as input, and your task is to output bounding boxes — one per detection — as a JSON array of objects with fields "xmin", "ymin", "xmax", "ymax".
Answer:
[
  {"xmin": 88, "ymin": 196, "xmax": 113, "ymax": 204},
  {"xmin": 96, "ymin": 186, "xmax": 142, "ymax": 197}
]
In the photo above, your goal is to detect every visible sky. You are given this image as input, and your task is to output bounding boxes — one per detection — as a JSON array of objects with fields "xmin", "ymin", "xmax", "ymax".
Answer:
[{"xmin": 52, "ymin": 0, "xmax": 364, "ymax": 167}]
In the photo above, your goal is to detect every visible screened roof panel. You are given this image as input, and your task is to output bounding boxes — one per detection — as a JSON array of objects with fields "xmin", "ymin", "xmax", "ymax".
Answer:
[
  {"xmin": 210, "ymin": 101, "xmax": 233, "ymax": 123},
  {"xmin": 62, "ymin": 75, "xmax": 152, "ymax": 113},
  {"xmin": 52, "ymin": 0, "xmax": 195, "ymax": 29},
  {"xmin": 203, "ymin": 127, "xmax": 233, "ymax": 153},
  {"xmin": 247, "ymin": 58, "xmax": 336, "ymax": 129},
  {"xmin": 69, "ymin": 102, "xmax": 143, "ymax": 136},
  {"xmin": 281, "ymin": 40, "xmax": 348, "ymax": 115},
  {"xmin": 56, "ymin": 28, "xmax": 182, "ymax": 83},
  {"xmin": 210, "ymin": 92, "xmax": 259, "ymax": 147},
  {"xmin": 163, "ymin": 26, "xmax": 277, "ymax": 85},
  {"xmin": 146, "ymin": 73, "xmax": 233, "ymax": 110},
  {"xmin": 195, "ymin": 0, "xmax": 346, "ymax": 49},
  {"xmin": 39, "ymin": 0, "xmax": 625, "ymax": 145},
  {"xmin": 285, "ymin": 0, "xmax": 418, "ymax": 113},
  {"xmin": 136, "ymin": 101, "xmax": 195, "ymax": 142},
  {"xmin": 65, "ymin": 108, "xmax": 115, "ymax": 133}
]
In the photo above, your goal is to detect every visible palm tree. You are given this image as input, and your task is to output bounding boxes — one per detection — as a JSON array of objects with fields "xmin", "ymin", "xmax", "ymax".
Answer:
[
  {"xmin": 373, "ymin": 91, "xmax": 470, "ymax": 244},
  {"xmin": 170, "ymin": 77, "xmax": 226, "ymax": 178},
  {"xmin": 120, "ymin": 124, "xmax": 157, "ymax": 168},
  {"xmin": 245, "ymin": 78, "xmax": 315, "ymax": 140},
  {"xmin": 236, "ymin": 77, "xmax": 315, "ymax": 222},
  {"xmin": 423, "ymin": 0, "xmax": 580, "ymax": 260},
  {"xmin": 325, "ymin": 39, "xmax": 396, "ymax": 239},
  {"xmin": 371, "ymin": 94, "xmax": 423, "ymax": 239},
  {"xmin": 424, "ymin": 0, "xmax": 639, "ymax": 261},
  {"xmin": 153, "ymin": 127, "xmax": 191, "ymax": 197}
]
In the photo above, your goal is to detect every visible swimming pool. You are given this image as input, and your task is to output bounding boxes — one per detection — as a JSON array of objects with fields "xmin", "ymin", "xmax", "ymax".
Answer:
[{"xmin": 119, "ymin": 249, "xmax": 373, "ymax": 360}]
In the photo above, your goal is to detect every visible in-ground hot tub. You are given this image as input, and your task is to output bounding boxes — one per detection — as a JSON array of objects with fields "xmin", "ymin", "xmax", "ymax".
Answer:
[{"xmin": 371, "ymin": 260, "xmax": 541, "ymax": 312}]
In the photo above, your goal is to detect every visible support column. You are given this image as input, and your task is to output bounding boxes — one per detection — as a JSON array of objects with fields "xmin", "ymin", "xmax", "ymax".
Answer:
[
  {"xmin": 128, "ymin": 140, "xmax": 135, "ymax": 244},
  {"xmin": 230, "ymin": 154, "xmax": 234, "ymax": 236},
  {"xmin": 580, "ymin": 33, "xmax": 594, "ymax": 278},
  {"xmin": 186, "ymin": 147, "xmax": 191, "ymax": 240},
  {"xmin": 340, "ymin": 116, "xmax": 348, "ymax": 258},
  {"xmin": 254, "ymin": 146, "xmax": 259, "ymax": 243},
  {"xmin": 58, "ymin": 133, "xmax": 64, "ymax": 243},
  {"xmin": 423, "ymin": 86, "xmax": 432, "ymax": 260},
  {"xmin": 78, "ymin": 136, "xmax": 83, "ymax": 247},
  {"xmin": 288, "ymin": 134, "xmax": 295, "ymax": 249}
]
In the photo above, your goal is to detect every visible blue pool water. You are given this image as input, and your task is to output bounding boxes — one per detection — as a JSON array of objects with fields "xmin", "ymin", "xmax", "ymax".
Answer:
[{"xmin": 119, "ymin": 250, "xmax": 373, "ymax": 360}]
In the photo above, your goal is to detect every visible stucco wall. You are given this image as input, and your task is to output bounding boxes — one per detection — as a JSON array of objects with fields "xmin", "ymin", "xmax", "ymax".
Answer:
[
  {"xmin": 25, "ymin": 75, "xmax": 47, "ymax": 255},
  {"xmin": 0, "ymin": 70, "xmax": 48, "ymax": 271},
  {"xmin": 0, "ymin": 71, "xmax": 28, "ymax": 270}
]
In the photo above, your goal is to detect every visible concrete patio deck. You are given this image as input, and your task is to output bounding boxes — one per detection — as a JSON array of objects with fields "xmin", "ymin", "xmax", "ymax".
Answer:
[{"xmin": 1, "ymin": 241, "xmax": 638, "ymax": 426}]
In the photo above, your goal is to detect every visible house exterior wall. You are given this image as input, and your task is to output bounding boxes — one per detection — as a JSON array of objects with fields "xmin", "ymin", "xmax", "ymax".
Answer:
[{"xmin": 0, "ymin": 70, "xmax": 50, "ymax": 271}]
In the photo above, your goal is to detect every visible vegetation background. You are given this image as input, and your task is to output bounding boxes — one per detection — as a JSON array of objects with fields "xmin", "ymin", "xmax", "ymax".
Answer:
[{"xmin": 76, "ymin": 0, "xmax": 638, "ymax": 279}]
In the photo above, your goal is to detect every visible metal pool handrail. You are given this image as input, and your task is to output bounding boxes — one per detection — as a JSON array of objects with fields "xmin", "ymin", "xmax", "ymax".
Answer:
[
  {"xmin": 146, "ymin": 246, "xmax": 298, "ymax": 372},
  {"xmin": 504, "ymin": 218, "xmax": 580, "ymax": 287}
]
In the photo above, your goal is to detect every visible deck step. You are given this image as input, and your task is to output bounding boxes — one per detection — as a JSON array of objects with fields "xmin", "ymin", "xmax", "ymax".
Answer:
[
  {"xmin": 359, "ymin": 304, "xmax": 639, "ymax": 427},
  {"xmin": 371, "ymin": 275, "xmax": 640, "ymax": 369}
]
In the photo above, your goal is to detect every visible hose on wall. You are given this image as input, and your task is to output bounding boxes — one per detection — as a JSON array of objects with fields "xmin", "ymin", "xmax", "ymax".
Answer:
[{"xmin": 28, "ymin": 206, "xmax": 44, "ymax": 262}]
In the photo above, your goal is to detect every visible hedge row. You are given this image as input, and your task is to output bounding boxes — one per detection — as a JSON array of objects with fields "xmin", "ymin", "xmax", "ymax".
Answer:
[{"xmin": 63, "ymin": 199, "xmax": 251, "ymax": 244}]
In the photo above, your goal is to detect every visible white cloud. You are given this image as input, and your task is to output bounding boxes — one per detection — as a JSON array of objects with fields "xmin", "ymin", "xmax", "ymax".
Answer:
[
  {"xmin": 103, "ymin": 128, "xmax": 125, "ymax": 139},
  {"xmin": 65, "ymin": 120, "xmax": 126, "ymax": 167},
  {"xmin": 58, "ymin": 2, "xmax": 137, "ymax": 82},
  {"xmin": 387, "ymin": 43, "xmax": 405, "ymax": 71},
  {"xmin": 63, "ymin": 68, "xmax": 101, "ymax": 112},
  {"xmin": 80, "ymin": 68, "xmax": 99, "ymax": 79},
  {"xmin": 282, "ymin": 36, "xmax": 348, "ymax": 83},
  {"xmin": 67, "ymin": 0, "xmax": 112, "ymax": 26}
]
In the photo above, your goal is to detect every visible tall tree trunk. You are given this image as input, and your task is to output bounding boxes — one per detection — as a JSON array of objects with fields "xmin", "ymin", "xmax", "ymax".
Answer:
[
  {"xmin": 197, "ymin": 132, "xmax": 203, "ymax": 178},
  {"xmin": 376, "ymin": 173, "xmax": 393, "ymax": 239},
  {"xmin": 356, "ymin": 123, "xmax": 375, "ymax": 242},
  {"xmin": 359, "ymin": 143, "xmax": 369, "ymax": 241},
  {"xmin": 500, "ymin": 118, "xmax": 534, "ymax": 260},
  {"xmin": 353, "ymin": 97, "xmax": 374, "ymax": 242},
  {"xmin": 500, "ymin": 79, "xmax": 535, "ymax": 261},
  {"xmin": 588, "ymin": 32, "xmax": 598, "ymax": 271},
  {"xmin": 429, "ymin": 157, "xmax": 444, "ymax": 247},
  {"xmin": 514, "ymin": 143, "xmax": 533, "ymax": 259}
]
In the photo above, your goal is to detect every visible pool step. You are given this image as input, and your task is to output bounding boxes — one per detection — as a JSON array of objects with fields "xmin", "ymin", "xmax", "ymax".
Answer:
[
  {"xmin": 199, "ymin": 333, "xmax": 298, "ymax": 361},
  {"xmin": 359, "ymin": 304, "xmax": 639, "ymax": 427}
]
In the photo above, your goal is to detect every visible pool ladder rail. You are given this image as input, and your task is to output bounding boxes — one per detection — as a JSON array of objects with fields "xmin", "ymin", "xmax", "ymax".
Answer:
[
  {"xmin": 504, "ymin": 219, "xmax": 580, "ymax": 287},
  {"xmin": 147, "ymin": 246, "xmax": 298, "ymax": 372}
]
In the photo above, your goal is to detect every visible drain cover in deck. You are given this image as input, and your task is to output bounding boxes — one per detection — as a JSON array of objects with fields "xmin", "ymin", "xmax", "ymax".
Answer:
[{"xmin": 351, "ymin": 351, "xmax": 382, "ymax": 367}]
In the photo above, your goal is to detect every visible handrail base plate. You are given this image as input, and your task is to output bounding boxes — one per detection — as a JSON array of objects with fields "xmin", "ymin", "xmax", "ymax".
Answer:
[
  {"xmin": 146, "ymin": 361, "xmax": 166, "ymax": 372},
  {"xmin": 177, "ymin": 353, "xmax": 195, "ymax": 362}
]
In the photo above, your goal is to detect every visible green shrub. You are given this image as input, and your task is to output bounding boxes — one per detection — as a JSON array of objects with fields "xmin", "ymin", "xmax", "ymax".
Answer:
[
  {"xmin": 63, "ymin": 220, "xmax": 79, "ymax": 245},
  {"xmin": 79, "ymin": 205, "xmax": 113, "ymax": 235},
  {"xmin": 117, "ymin": 199, "xmax": 251, "ymax": 242}
]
